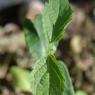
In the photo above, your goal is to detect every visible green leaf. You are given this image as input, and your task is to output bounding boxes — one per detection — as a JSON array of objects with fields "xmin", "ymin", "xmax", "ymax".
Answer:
[
  {"xmin": 58, "ymin": 61, "xmax": 75, "ymax": 95},
  {"xmin": 24, "ymin": 19, "xmax": 41, "ymax": 60},
  {"xmin": 31, "ymin": 55, "xmax": 65, "ymax": 95},
  {"xmin": 34, "ymin": 16, "xmax": 49, "ymax": 57},
  {"xmin": 52, "ymin": 0, "xmax": 72, "ymax": 41},
  {"xmin": 42, "ymin": 0, "xmax": 72, "ymax": 42},
  {"xmin": 23, "ymin": 0, "xmax": 73, "ymax": 95},
  {"xmin": 76, "ymin": 91, "xmax": 87, "ymax": 95},
  {"xmin": 24, "ymin": 0, "xmax": 72, "ymax": 59},
  {"xmin": 10, "ymin": 67, "xmax": 31, "ymax": 92},
  {"xmin": 24, "ymin": 17, "xmax": 49, "ymax": 61},
  {"xmin": 41, "ymin": 0, "xmax": 72, "ymax": 52},
  {"xmin": 42, "ymin": 0, "xmax": 59, "ymax": 41},
  {"xmin": 47, "ymin": 55, "xmax": 65, "ymax": 95},
  {"xmin": 31, "ymin": 57, "xmax": 49, "ymax": 95}
]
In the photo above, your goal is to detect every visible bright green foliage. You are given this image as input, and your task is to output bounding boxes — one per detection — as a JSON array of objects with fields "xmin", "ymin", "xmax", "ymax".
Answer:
[
  {"xmin": 42, "ymin": 0, "xmax": 59, "ymax": 41},
  {"xmin": 31, "ymin": 55, "xmax": 65, "ymax": 95},
  {"xmin": 58, "ymin": 61, "xmax": 75, "ymax": 95},
  {"xmin": 30, "ymin": 57, "xmax": 49, "ymax": 95},
  {"xmin": 76, "ymin": 91, "xmax": 87, "ymax": 95},
  {"xmin": 24, "ymin": 17, "xmax": 49, "ymax": 61},
  {"xmin": 42, "ymin": 0, "xmax": 72, "ymax": 42},
  {"xmin": 24, "ymin": 0, "xmax": 72, "ymax": 61},
  {"xmin": 23, "ymin": 0, "xmax": 74, "ymax": 95},
  {"xmin": 52, "ymin": 0, "xmax": 72, "ymax": 41},
  {"xmin": 47, "ymin": 55, "xmax": 65, "ymax": 95},
  {"xmin": 10, "ymin": 67, "xmax": 31, "ymax": 92}
]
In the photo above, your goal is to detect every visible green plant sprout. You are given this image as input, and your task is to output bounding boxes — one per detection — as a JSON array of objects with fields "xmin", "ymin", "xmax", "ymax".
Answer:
[{"xmin": 11, "ymin": 0, "xmax": 75, "ymax": 95}]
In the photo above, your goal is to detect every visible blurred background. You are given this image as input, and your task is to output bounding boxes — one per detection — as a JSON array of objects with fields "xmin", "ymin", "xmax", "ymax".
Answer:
[{"xmin": 0, "ymin": 0, "xmax": 95, "ymax": 95}]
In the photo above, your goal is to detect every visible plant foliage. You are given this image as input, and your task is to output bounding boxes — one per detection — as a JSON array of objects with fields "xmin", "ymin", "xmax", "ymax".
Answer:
[{"xmin": 14, "ymin": 0, "xmax": 74, "ymax": 95}]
